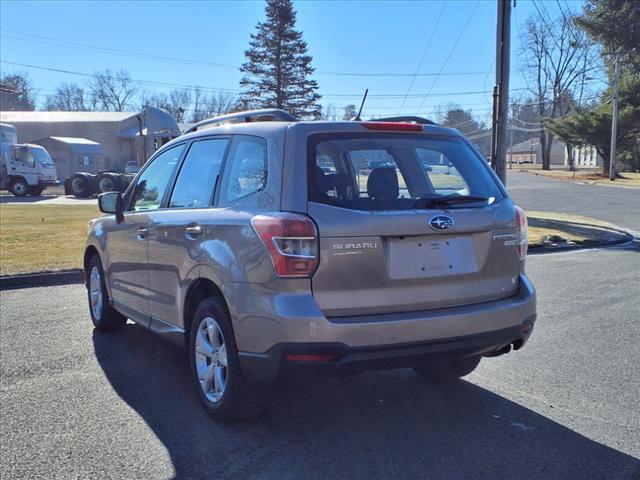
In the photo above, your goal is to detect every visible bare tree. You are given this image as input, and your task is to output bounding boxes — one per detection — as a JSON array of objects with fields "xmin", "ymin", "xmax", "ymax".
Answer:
[
  {"xmin": 168, "ymin": 89, "xmax": 191, "ymax": 122},
  {"xmin": 87, "ymin": 69, "xmax": 137, "ymax": 112},
  {"xmin": 141, "ymin": 89, "xmax": 192, "ymax": 122},
  {"xmin": 45, "ymin": 83, "xmax": 88, "ymax": 111},
  {"xmin": 320, "ymin": 103, "xmax": 339, "ymax": 120},
  {"xmin": 520, "ymin": 9, "xmax": 600, "ymax": 169},
  {"xmin": 191, "ymin": 87, "xmax": 206, "ymax": 122},
  {"xmin": 0, "ymin": 72, "xmax": 36, "ymax": 111},
  {"xmin": 203, "ymin": 91, "xmax": 237, "ymax": 117},
  {"xmin": 342, "ymin": 104, "xmax": 358, "ymax": 120}
]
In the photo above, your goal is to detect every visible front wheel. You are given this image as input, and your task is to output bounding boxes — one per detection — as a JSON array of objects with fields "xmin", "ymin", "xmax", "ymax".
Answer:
[
  {"xmin": 9, "ymin": 178, "xmax": 28, "ymax": 197},
  {"xmin": 414, "ymin": 356, "xmax": 481, "ymax": 382},
  {"xmin": 86, "ymin": 255, "xmax": 126, "ymax": 332},
  {"xmin": 189, "ymin": 298, "xmax": 266, "ymax": 421}
]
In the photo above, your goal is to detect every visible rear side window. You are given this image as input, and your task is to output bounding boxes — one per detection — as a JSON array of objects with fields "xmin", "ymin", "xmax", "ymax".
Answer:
[
  {"xmin": 218, "ymin": 136, "xmax": 267, "ymax": 205},
  {"xmin": 129, "ymin": 144, "xmax": 184, "ymax": 211},
  {"xmin": 169, "ymin": 138, "xmax": 229, "ymax": 208},
  {"xmin": 309, "ymin": 134, "xmax": 503, "ymax": 211}
]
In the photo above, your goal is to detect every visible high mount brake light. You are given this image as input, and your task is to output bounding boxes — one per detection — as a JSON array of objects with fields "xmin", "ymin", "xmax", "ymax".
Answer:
[
  {"xmin": 361, "ymin": 122, "xmax": 423, "ymax": 132},
  {"xmin": 251, "ymin": 213, "xmax": 319, "ymax": 278},
  {"xmin": 515, "ymin": 206, "xmax": 528, "ymax": 259}
]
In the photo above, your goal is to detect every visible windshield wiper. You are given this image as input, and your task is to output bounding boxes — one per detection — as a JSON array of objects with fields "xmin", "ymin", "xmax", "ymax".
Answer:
[{"xmin": 411, "ymin": 194, "xmax": 489, "ymax": 209}]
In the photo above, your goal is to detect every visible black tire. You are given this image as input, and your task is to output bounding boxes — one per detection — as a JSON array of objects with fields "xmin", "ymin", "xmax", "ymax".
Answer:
[
  {"xmin": 96, "ymin": 172, "xmax": 121, "ymax": 193},
  {"xmin": 9, "ymin": 178, "xmax": 29, "ymax": 197},
  {"xmin": 28, "ymin": 186, "xmax": 44, "ymax": 196},
  {"xmin": 69, "ymin": 173, "xmax": 95, "ymax": 198},
  {"xmin": 86, "ymin": 255, "xmax": 126, "ymax": 332},
  {"xmin": 118, "ymin": 175, "xmax": 132, "ymax": 192},
  {"xmin": 414, "ymin": 356, "xmax": 482, "ymax": 382},
  {"xmin": 189, "ymin": 297, "xmax": 266, "ymax": 421}
]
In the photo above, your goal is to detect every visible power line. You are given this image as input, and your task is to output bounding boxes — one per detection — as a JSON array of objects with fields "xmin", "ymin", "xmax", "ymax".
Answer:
[
  {"xmin": 2, "ymin": 60, "xmax": 536, "ymax": 100},
  {"xmin": 414, "ymin": 0, "xmax": 481, "ymax": 115},
  {"xmin": 0, "ymin": 30, "xmax": 238, "ymax": 70},
  {"xmin": 397, "ymin": 0, "xmax": 447, "ymax": 114},
  {"xmin": 1, "ymin": 60, "xmax": 242, "ymax": 93},
  {"xmin": 0, "ymin": 29, "xmax": 488, "ymax": 79}
]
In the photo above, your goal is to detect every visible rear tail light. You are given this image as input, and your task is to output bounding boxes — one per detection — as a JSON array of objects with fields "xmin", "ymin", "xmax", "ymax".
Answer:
[
  {"xmin": 515, "ymin": 206, "xmax": 528, "ymax": 259},
  {"xmin": 361, "ymin": 122, "xmax": 423, "ymax": 132},
  {"xmin": 251, "ymin": 212, "xmax": 319, "ymax": 277}
]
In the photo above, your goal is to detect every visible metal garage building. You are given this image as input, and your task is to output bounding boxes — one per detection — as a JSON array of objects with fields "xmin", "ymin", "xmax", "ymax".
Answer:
[
  {"xmin": 32, "ymin": 136, "xmax": 105, "ymax": 179},
  {"xmin": 0, "ymin": 107, "xmax": 180, "ymax": 176}
]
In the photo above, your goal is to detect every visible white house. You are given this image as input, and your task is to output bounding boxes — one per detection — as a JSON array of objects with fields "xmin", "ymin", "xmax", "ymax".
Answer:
[{"xmin": 508, "ymin": 137, "xmax": 602, "ymax": 167}]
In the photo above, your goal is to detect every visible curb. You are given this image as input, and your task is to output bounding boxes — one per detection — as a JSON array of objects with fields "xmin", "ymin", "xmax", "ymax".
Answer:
[
  {"xmin": 528, "ymin": 227, "xmax": 635, "ymax": 255},
  {"xmin": 0, "ymin": 269, "xmax": 84, "ymax": 291}
]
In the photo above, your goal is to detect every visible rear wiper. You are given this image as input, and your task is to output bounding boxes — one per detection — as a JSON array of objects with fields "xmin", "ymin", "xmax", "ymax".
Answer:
[{"xmin": 411, "ymin": 194, "xmax": 488, "ymax": 209}]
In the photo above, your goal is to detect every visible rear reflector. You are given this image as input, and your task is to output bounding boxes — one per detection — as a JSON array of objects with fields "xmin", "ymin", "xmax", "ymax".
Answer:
[
  {"xmin": 251, "ymin": 212, "xmax": 319, "ymax": 278},
  {"xmin": 285, "ymin": 354, "xmax": 338, "ymax": 362},
  {"xmin": 361, "ymin": 122, "xmax": 423, "ymax": 132}
]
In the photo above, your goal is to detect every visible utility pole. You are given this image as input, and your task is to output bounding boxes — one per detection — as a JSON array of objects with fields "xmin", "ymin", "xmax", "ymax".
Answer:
[
  {"xmin": 492, "ymin": 0, "xmax": 511, "ymax": 185},
  {"xmin": 609, "ymin": 50, "xmax": 621, "ymax": 181}
]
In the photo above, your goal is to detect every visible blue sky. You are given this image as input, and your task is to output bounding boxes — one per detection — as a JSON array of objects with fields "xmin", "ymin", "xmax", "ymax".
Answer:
[{"xmin": 1, "ymin": 0, "xmax": 588, "ymax": 122}]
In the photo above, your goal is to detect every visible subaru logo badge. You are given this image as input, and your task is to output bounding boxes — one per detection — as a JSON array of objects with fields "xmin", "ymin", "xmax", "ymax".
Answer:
[{"xmin": 429, "ymin": 215, "xmax": 454, "ymax": 231}]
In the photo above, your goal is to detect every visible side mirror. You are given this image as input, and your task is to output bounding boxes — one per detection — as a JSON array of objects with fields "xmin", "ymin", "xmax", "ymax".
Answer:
[{"xmin": 98, "ymin": 192, "xmax": 124, "ymax": 223}]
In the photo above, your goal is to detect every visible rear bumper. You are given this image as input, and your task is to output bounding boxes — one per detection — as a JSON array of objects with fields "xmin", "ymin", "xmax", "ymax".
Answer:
[
  {"xmin": 230, "ymin": 274, "xmax": 537, "ymax": 381},
  {"xmin": 239, "ymin": 319, "xmax": 535, "ymax": 381}
]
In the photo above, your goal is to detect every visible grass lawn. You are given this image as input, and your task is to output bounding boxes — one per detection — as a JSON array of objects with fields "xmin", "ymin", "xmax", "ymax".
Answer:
[
  {"xmin": 0, "ymin": 204, "xmax": 628, "ymax": 276},
  {"xmin": 0, "ymin": 204, "xmax": 101, "ymax": 275}
]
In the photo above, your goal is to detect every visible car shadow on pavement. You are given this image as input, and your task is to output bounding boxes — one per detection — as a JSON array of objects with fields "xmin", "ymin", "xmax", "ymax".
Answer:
[{"xmin": 93, "ymin": 325, "xmax": 640, "ymax": 480}]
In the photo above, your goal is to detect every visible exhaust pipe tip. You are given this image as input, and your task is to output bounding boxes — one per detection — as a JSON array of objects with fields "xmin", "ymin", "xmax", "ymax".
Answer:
[{"xmin": 485, "ymin": 343, "xmax": 512, "ymax": 357}]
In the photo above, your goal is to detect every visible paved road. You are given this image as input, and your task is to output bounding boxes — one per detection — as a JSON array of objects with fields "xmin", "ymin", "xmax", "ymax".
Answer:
[
  {"xmin": 1, "ymin": 246, "xmax": 639, "ymax": 479},
  {"xmin": 507, "ymin": 171, "xmax": 640, "ymax": 233}
]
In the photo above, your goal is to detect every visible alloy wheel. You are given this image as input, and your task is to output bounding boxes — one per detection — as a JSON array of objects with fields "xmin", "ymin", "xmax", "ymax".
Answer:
[
  {"xmin": 89, "ymin": 266, "xmax": 103, "ymax": 320},
  {"xmin": 194, "ymin": 316, "xmax": 228, "ymax": 403}
]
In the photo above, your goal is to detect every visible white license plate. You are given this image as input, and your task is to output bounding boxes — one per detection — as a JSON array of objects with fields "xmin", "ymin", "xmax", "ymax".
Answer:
[{"xmin": 387, "ymin": 236, "xmax": 478, "ymax": 279}]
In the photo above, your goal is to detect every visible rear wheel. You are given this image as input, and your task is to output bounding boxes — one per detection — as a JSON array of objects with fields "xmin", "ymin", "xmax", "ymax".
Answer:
[
  {"xmin": 9, "ymin": 178, "xmax": 28, "ymax": 197},
  {"xmin": 69, "ymin": 173, "xmax": 95, "ymax": 198},
  {"xmin": 189, "ymin": 297, "xmax": 266, "ymax": 421},
  {"xmin": 96, "ymin": 172, "xmax": 121, "ymax": 193},
  {"xmin": 414, "ymin": 355, "xmax": 481, "ymax": 382},
  {"xmin": 86, "ymin": 255, "xmax": 126, "ymax": 332}
]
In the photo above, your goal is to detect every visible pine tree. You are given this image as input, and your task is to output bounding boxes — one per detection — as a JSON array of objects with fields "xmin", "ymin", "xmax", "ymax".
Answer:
[{"xmin": 239, "ymin": 0, "xmax": 321, "ymax": 119}]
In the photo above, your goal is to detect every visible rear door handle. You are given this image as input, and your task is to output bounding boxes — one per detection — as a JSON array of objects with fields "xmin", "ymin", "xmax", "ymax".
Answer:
[
  {"xmin": 136, "ymin": 227, "xmax": 149, "ymax": 240},
  {"xmin": 185, "ymin": 224, "xmax": 203, "ymax": 239}
]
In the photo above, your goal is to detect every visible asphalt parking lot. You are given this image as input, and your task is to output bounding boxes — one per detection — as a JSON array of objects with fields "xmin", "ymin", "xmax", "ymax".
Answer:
[
  {"xmin": 507, "ymin": 171, "xmax": 640, "ymax": 233},
  {"xmin": 1, "ymin": 244, "xmax": 639, "ymax": 479}
]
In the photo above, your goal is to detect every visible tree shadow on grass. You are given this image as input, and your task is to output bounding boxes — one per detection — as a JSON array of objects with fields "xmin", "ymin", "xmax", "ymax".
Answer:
[{"xmin": 94, "ymin": 325, "xmax": 640, "ymax": 480}]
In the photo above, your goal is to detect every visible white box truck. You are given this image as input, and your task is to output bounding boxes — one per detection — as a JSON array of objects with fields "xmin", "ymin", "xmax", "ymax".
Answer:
[{"xmin": 1, "ymin": 123, "xmax": 59, "ymax": 196}]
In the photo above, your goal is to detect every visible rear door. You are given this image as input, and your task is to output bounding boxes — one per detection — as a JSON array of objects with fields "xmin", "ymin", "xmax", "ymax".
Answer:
[
  {"xmin": 146, "ymin": 137, "xmax": 230, "ymax": 327},
  {"xmin": 306, "ymin": 132, "xmax": 522, "ymax": 317}
]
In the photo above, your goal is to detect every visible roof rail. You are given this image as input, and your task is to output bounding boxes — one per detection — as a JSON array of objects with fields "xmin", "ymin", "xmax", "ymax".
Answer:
[
  {"xmin": 184, "ymin": 108, "xmax": 296, "ymax": 134},
  {"xmin": 368, "ymin": 116, "xmax": 436, "ymax": 126}
]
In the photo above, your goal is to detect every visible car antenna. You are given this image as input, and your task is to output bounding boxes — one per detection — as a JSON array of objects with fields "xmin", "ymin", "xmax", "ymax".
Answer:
[{"xmin": 352, "ymin": 89, "xmax": 369, "ymax": 121}]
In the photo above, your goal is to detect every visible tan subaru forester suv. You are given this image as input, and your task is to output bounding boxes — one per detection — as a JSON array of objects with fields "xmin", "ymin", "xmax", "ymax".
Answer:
[{"xmin": 85, "ymin": 109, "xmax": 536, "ymax": 421}]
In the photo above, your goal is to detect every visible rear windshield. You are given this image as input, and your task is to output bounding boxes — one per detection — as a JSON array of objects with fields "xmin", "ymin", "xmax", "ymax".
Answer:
[{"xmin": 308, "ymin": 134, "xmax": 504, "ymax": 211}]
